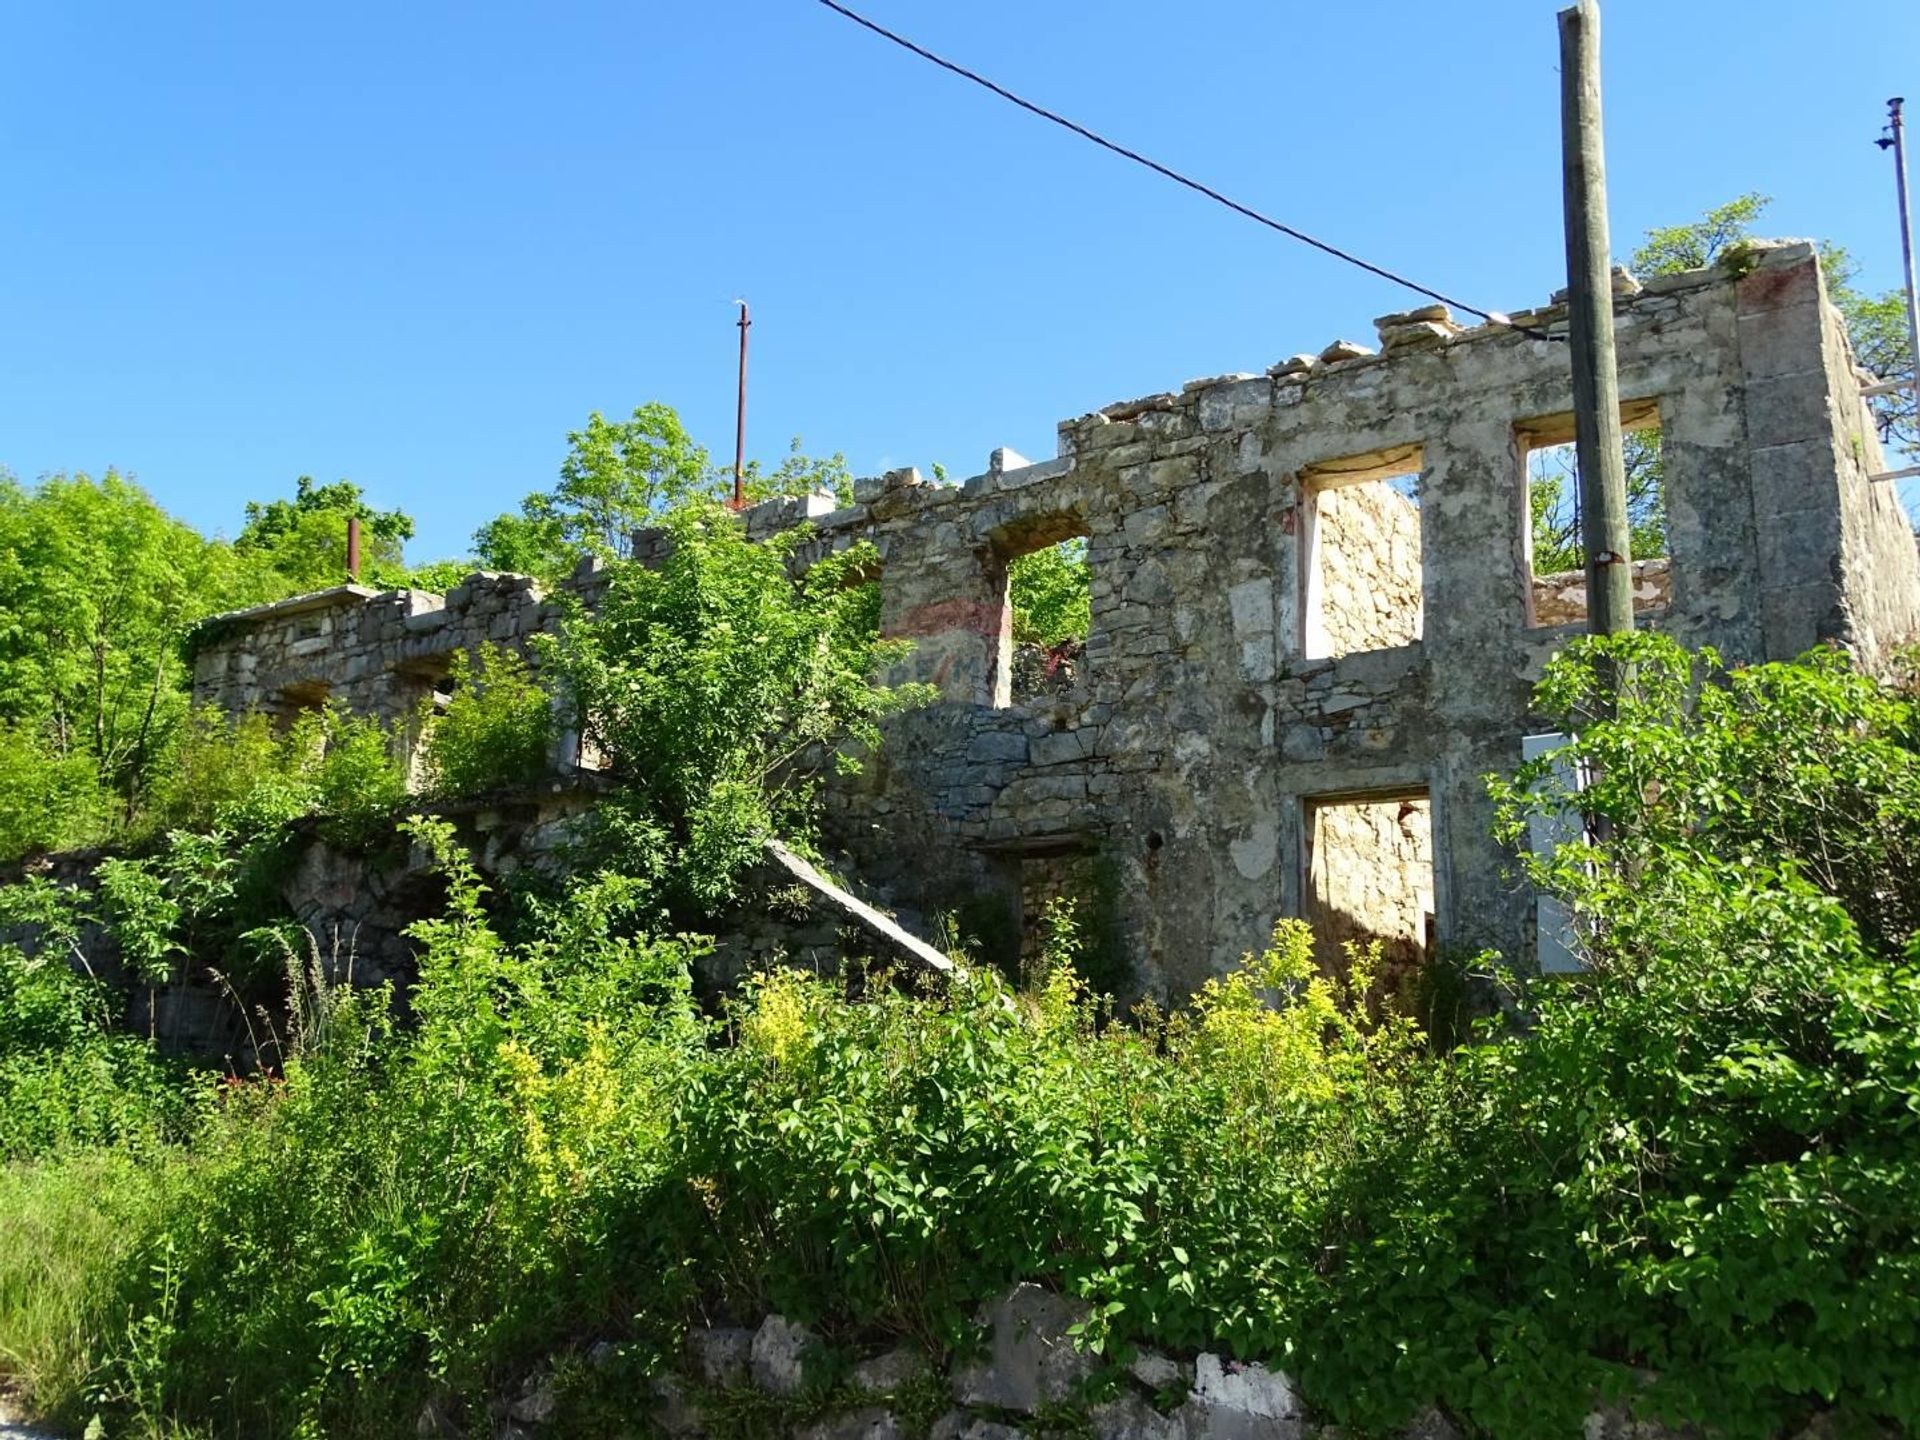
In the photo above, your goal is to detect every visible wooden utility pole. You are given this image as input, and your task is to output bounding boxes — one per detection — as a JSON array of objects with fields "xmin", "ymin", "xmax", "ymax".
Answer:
[{"xmin": 1558, "ymin": 0, "xmax": 1634, "ymax": 636}]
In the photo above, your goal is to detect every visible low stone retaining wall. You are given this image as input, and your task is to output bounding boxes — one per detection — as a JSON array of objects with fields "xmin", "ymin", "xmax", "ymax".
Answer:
[{"xmin": 482, "ymin": 1284, "xmax": 1823, "ymax": 1440}]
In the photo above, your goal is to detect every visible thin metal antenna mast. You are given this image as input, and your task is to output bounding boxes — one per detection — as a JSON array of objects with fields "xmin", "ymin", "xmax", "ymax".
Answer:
[
  {"xmin": 1868, "ymin": 98, "xmax": 1920, "ymax": 488},
  {"xmin": 733, "ymin": 300, "xmax": 751, "ymax": 509}
]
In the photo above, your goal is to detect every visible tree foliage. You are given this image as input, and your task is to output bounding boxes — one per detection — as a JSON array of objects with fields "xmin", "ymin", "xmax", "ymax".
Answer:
[
  {"xmin": 416, "ymin": 643, "xmax": 555, "ymax": 800},
  {"xmin": 542, "ymin": 499, "xmax": 928, "ymax": 905},
  {"xmin": 1008, "ymin": 539, "xmax": 1091, "ymax": 646},
  {"xmin": 235, "ymin": 475, "xmax": 415, "ymax": 594},
  {"xmin": 0, "ymin": 470, "xmax": 241, "ymax": 831},
  {"xmin": 475, "ymin": 404, "xmax": 854, "ymax": 581}
]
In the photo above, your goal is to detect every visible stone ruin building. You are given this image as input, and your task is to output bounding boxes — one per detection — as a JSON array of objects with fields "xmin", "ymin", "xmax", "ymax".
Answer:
[{"xmin": 192, "ymin": 241, "xmax": 1920, "ymax": 1003}]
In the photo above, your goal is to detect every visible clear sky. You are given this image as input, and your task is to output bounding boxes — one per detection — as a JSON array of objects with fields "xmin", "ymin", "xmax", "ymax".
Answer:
[{"xmin": 5, "ymin": 1, "xmax": 1918, "ymax": 558}]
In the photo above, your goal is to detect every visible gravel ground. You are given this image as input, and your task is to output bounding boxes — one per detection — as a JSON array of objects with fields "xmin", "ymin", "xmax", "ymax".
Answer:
[{"xmin": 0, "ymin": 1395, "xmax": 62, "ymax": 1439}]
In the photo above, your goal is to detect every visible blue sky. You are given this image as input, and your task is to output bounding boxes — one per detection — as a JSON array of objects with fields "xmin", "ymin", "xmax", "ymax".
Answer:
[{"xmin": 5, "ymin": 1, "xmax": 1917, "ymax": 558}]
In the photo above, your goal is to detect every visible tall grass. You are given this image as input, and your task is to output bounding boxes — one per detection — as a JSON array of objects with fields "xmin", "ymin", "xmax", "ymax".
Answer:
[{"xmin": 0, "ymin": 1148, "xmax": 182, "ymax": 1428}]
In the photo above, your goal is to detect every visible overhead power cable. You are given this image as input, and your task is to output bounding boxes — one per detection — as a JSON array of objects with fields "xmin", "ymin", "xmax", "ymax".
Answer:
[{"xmin": 814, "ymin": 0, "xmax": 1544, "ymax": 337}]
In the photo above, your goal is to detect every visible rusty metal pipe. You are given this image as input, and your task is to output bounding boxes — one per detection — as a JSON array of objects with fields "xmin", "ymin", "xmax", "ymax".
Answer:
[
  {"xmin": 734, "ymin": 300, "xmax": 751, "ymax": 510},
  {"xmin": 347, "ymin": 515, "xmax": 362, "ymax": 581}
]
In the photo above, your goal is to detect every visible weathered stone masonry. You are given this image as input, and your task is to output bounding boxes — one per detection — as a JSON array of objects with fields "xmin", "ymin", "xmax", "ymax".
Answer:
[{"xmin": 191, "ymin": 242, "xmax": 1920, "ymax": 1003}]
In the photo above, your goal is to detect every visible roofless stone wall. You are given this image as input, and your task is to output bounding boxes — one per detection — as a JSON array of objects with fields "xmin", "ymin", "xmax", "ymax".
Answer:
[{"xmin": 191, "ymin": 241, "xmax": 1920, "ymax": 1002}]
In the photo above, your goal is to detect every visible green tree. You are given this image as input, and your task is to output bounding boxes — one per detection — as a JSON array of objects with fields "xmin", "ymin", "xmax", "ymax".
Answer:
[
  {"xmin": 1008, "ymin": 539, "xmax": 1091, "ymax": 645},
  {"xmin": 234, "ymin": 475, "xmax": 415, "ymax": 593},
  {"xmin": 475, "ymin": 405, "xmax": 855, "ymax": 581},
  {"xmin": 542, "ymin": 499, "xmax": 928, "ymax": 906},
  {"xmin": 416, "ymin": 644, "xmax": 554, "ymax": 799},
  {"xmin": 475, "ymin": 404, "xmax": 710, "ymax": 578},
  {"xmin": 0, "ymin": 470, "xmax": 241, "ymax": 835}
]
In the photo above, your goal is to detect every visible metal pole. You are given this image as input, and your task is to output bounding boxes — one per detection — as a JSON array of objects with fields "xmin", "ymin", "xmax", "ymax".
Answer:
[
  {"xmin": 1879, "ymin": 99, "xmax": 1920, "ymax": 430},
  {"xmin": 734, "ymin": 300, "xmax": 751, "ymax": 509},
  {"xmin": 1558, "ymin": 0, "xmax": 1634, "ymax": 636},
  {"xmin": 347, "ymin": 515, "xmax": 361, "ymax": 581}
]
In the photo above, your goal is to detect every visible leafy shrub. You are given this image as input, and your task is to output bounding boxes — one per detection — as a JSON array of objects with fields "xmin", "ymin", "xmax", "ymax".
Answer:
[
  {"xmin": 85, "ymin": 819, "xmax": 705, "ymax": 1436},
  {"xmin": 145, "ymin": 704, "xmax": 409, "ymax": 847},
  {"xmin": 0, "ymin": 722, "xmax": 113, "ymax": 859},
  {"xmin": 0, "ymin": 928, "xmax": 186, "ymax": 1161},
  {"xmin": 307, "ymin": 710, "xmax": 410, "ymax": 844},
  {"xmin": 544, "ymin": 500, "xmax": 930, "ymax": 906},
  {"xmin": 9, "ymin": 638, "xmax": 1920, "ymax": 1440},
  {"xmin": 665, "ymin": 919, "xmax": 1415, "ymax": 1355},
  {"xmin": 143, "ymin": 708, "xmax": 303, "ymax": 837},
  {"xmin": 1492, "ymin": 631, "xmax": 1920, "ymax": 958},
  {"xmin": 417, "ymin": 644, "xmax": 554, "ymax": 799}
]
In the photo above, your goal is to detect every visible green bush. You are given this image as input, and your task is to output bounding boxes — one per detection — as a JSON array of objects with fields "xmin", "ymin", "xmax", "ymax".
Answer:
[
  {"xmin": 0, "ymin": 926, "xmax": 186, "ymax": 1161},
  {"xmin": 0, "ymin": 723, "xmax": 113, "ymax": 859},
  {"xmin": 544, "ymin": 500, "xmax": 930, "ymax": 907},
  {"xmin": 7, "ymin": 635, "xmax": 1920, "ymax": 1439},
  {"xmin": 83, "ymin": 819, "xmax": 705, "ymax": 1437},
  {"xmin": 417, "ymin": 644, "xmax": 554, "ymax": 799}
]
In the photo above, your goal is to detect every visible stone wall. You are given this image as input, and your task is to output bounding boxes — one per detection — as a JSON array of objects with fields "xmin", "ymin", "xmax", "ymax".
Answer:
[
  {"xmin": 1529, "ymin": 555, "xmax": 1672, "ymax": 627},
  {"xmin": 191, "ymin": 241, "xmax": 1920, "ymax": 1004},
  {"xmin": 484, "ymin": 1285, "xmax": 1822, "ymax": 1440}
]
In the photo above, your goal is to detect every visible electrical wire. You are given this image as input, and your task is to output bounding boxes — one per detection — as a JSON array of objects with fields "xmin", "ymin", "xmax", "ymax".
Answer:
[{"xmin": 815, "ymin": 0, "xmax": 1551, "ymax": 338}]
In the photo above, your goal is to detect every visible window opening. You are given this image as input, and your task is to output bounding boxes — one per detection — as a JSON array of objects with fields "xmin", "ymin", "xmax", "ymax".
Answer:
[
  {"xmin": 1299, "ymin": 445, "xmax": 1425, "ymax": 659},
  {"xmin": 1303, "ymin": 788, "xmax": 1434, "ymax": 999},
  {"xmin": 1520, "ymin": 401, "xmax": 1668, "ymax": 626},
  {"xmin": 992, "ymin": 513, "xmax": 1090, "ymax": 707}
]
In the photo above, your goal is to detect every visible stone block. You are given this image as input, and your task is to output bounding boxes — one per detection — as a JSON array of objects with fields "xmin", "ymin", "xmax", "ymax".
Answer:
[
  {"xmin": 652, "ymin": 1376, "xmax": 705, "ymax": 1437},
  {"xmin": 932, "ymin": 1418, "xmax": 1026, "ymax": 1440},
  {"xmin": 1174, "ymin": 1354, "xmax": 1303, "ymax": 1439},
  {"xmin": 967, "ymin": 731, "xmax": 1030, "ymax": 765},
  {"xmin": 951, "ymin": 1284, "xmax": 1096, "ymax": 1414},
  {"xmin": 1128, "ymin": 1347, "xmax": 1188, "ymax": 1391},
  {"xmin": 852, "ymin": 1345, "xmax": 930, "ymax": 1392},
  {"xmin": 1374, "ymin": 303, "xmax": 1453, "ymax": 328},
  {"xmin": 750, "ymin": 1314, "xmax": 817, "ymax": 1396},
  {"xmin": 1317, "ymin": 339, "xmax": 1375, "ymax": 363},
  {"xmin": 1090, "ymin": 1395, "xmax": 1186, "ymax": 1440},
  {"xmin": 507, "ymin": 1372, "xmax": 557, "ymax": 1425},
  {"xmin": 1029, "ymin": 729, "xmax": 1092, "ymax": 767},
  {"xmin": 797, "ymin": 1407, "xmax": 903, "ymax": 1440},
  {"xmin": 1401, "ymin": 1405, "xmax": 1462, "ymax": 1440},
  {"xmin": 683, "ymin": 1322, "xmax": 752, "ymax": 1384},
  {"xmin": 1734, "ymin": 303, "xmax": 1825, "ymax": 381}
]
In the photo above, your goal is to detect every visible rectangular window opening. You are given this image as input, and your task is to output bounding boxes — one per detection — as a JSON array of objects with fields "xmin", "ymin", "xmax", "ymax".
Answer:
[
  {"xmin": 1299, "ymin": 445, "xmax": 1425, "ymax": 660},
  {"xmin": 995, "ymin": 514, "xmax": 1091, "ymax": 706},
  {"xmin": 1519, "ymin": 401, "xmax": 1669, "ymax": 626},
  {"xmin": 1303, "ymin": 789, "xmax": 1434, "ymax": 997}
]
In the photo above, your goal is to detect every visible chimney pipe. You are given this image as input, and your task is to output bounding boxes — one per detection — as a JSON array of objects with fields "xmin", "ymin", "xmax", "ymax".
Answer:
[{"xmin": 347, "ymin": 516, "xmax": 362, "ymax": 581}]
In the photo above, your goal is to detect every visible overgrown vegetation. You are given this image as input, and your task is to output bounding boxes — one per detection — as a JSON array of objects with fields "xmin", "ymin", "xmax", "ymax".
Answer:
[
  {"xmin": 1008, "ymin": 539, "xmax": 1092, "ymax": 647},
  {"xmin": 0, "ymin": 408, "xmax": 857, "ymax": 866},
  {"xmin": 0, "ymin": 628, "xmax": 1916, "ymax": 1439},
  {"xmin": 541, "ymin": 498, "xmax": 929, "ymax": 908},
  {"xmin": 416, "ymin": 644, "xmax": 555, "ymax": 800},
  {"xmin": 473, "ymin": 406, "xmax": 856, "ymax": 582}
]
